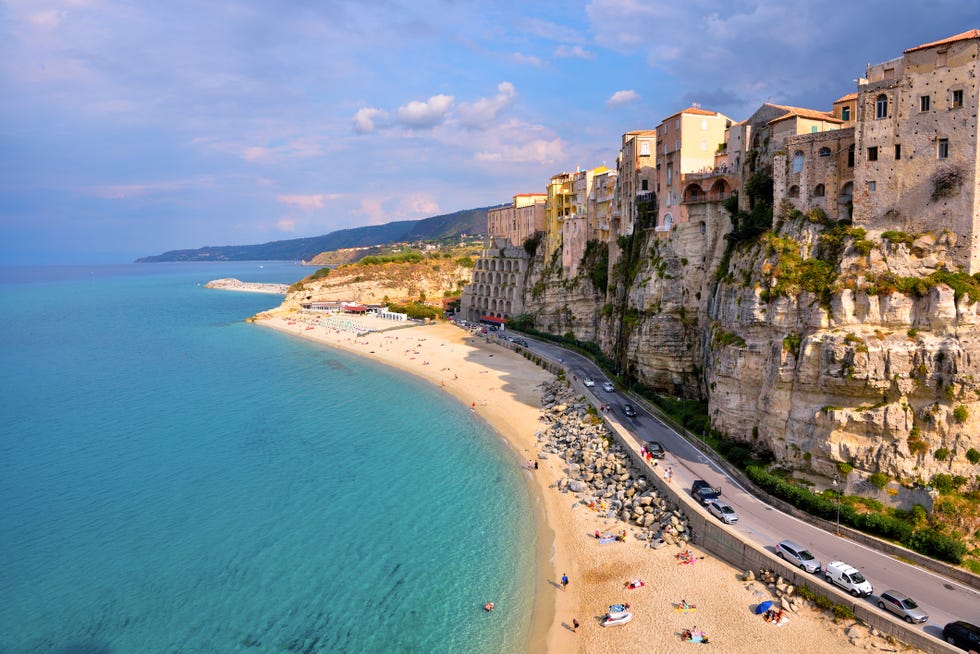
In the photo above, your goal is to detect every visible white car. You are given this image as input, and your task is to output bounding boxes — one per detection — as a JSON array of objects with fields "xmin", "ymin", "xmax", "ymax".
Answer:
[
  {"xmin": 602, "ymin": 382, "xmax": 615, "ymax": 392},
  {"xmin": 584, "ymin": 378, "xmax": 595, "ymax": 387},
  {"xmin": 707, "ymin": 501, "xmax": 738, "ymax": 524}
]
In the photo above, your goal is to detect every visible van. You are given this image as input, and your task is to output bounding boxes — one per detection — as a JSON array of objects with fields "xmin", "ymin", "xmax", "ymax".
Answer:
[
  {"xmin": 775, "ymin": 540, "xmax": 821, "ymax": 574},
  {"xmin": 824, "ymin": 560, "xmax": 873, "ymax": 597}
]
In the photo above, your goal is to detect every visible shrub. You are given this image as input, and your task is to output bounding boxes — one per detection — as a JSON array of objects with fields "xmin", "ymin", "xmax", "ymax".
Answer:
[
  {"xmin": 953, "ymin": 405, "xmax": 969, "ymax": 423},
  {"xmin": 833, "ymin": 604, "xmax": 855, "ymax": 621},
  {"xmin": 782, "ymin": 333, "xmax": 802, "ymax": 357},
  {"xmin": 881, "ymin": 231, "xmax": 916, "ymax": 247},
  {"xmin": 455, "ymin": 256, "xmax": 475, "ymax": 268},
  {"xmin": 967, "ymin": 448, "xmax": 980, "ymax": 465},
  {"xmin": 868, "ymin": 472, "xmax": 890, "ymax": 490},
  {"xmin": 934, "ymin": 447, "xmax": 950, "ymax": 461},
  {"xmin": 931, "ymin": 163, "xmax": 966, "ymax": 201},
  {"xmin": 814, "ymin": 595, "xmax": 834, "ymax": 610}
]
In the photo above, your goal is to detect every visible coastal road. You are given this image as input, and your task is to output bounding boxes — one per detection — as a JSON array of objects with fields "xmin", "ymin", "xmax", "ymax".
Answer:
[{"xmin": 515, "ymin": 335, "xmax": 980, "ymax": 645}]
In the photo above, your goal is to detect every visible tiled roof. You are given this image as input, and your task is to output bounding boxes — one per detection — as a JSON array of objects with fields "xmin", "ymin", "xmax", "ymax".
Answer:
[
  {"xmin": 514, "ymin": 193, "xmax": 546, "ymax": 197},
  {"xmin": 661, "ymin": 106, "xmax": 720, "ymax": 122},
  {"xmin": 834, "ymin": 93, "xmax": 857, "ymax": 103},
  {"xmin": 905, "ymin": 29, "xmax": 980, "ymax": 53},
  {"xmin": 767, "ymin": 104, "xmax": 843, "ymax": 125}
]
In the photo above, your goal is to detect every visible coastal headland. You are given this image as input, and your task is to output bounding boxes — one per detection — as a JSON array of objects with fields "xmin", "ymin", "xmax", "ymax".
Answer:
[
  {"xmin": 256, "ymin": 312, "xmax": 914, "ymax": 653},
  {"xmin": 204, "ymin": 278, "xmax": 289, "ymax": 294}
]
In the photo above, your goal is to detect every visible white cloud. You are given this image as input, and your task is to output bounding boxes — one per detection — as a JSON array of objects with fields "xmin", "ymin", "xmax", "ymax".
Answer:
[
  {"xmin": 457, "ymin": 82, "xmax": 516, "ymax": 130},
  {"xmin": 396, "ymin": 94, "xmax": 454, "ymax": 129},
  {"xmin": 555, "ymin": 45, "xmax": 595, "ymax": 60},
  {"xmin": 276, "ymin": 218, "xmax": 296, "ymax": 232},
  {"xmin": 277, "ymin": 194, "xmax": 326, "ymax": 211},
  {"xmin": 512, "ymin": 52, "xmax": 544, "ymax": 67},
  {"xmin": 398, "ymin": 193, "xmax": 440, "ymax": 217},
  {"xmin": 353, "ymin": 107, "xmax": 389, "ymax": 134},
  {"xmin": 353, "ymin": 197, "xmax": 387, "ymax": 224},
  {"xmin": 606, "ymin": 89, "xmax": 640, "ymax": 107},
  {"xmin": 29, "ymin": 10, "xmax": 67, "ymax": 27},
  {"xmin": 89, "ymin": 177, "xmax": 217, "ymax": 199}
]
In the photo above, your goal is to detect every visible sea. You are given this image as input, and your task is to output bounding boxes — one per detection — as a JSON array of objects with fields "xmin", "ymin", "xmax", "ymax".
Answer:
[{"xmin": 0, "ymin": 262, "xmax": 536, "ymax": 654}]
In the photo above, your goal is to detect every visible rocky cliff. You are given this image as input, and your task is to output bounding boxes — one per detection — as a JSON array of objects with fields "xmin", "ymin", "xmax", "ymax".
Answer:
[{"xmin": 518, "ymin": 206, "xmax": 980, "ymax": 483}]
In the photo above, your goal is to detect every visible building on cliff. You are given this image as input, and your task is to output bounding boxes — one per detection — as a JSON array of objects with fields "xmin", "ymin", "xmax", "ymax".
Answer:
[
  {"xmin": 457, "ymin": 237, "xmax": 531, "ymax": 324},
  {"xmin": 562, "ymin": 166, "xmax": 609, "ymax": 276},
  {"xmin": 487, "ymin": 193, "xmax": 546, "ymax": 247},
  {"xmin": 851, "ymin": 29, "xmax": 980, "ymax": 272}
]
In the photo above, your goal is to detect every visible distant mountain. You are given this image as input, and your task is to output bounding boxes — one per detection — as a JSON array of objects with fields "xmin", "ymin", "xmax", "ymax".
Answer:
[{"xmin": 135, "ymin": 206, "xmax": 496, "ymax": 263}]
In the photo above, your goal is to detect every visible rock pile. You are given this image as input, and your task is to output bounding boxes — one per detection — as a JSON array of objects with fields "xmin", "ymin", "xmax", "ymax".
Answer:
[{"xmin": 536, "ymin": 380, "xmax": 692, "ymax": 547}]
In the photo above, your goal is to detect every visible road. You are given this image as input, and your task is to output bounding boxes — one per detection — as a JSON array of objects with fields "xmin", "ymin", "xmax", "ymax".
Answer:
[{"xmin": 521, "ymin": 335, "xmax": 980, "ymax": 644}]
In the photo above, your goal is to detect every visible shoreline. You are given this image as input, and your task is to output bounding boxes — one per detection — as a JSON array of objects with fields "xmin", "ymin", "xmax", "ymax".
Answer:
[
  {"xmin": 255, "ymin": 313, "xmax": 904, "ymax": 653},
  {"xmin": 257, "ymin": 314, "xmax": 569, "ymax": 653}
]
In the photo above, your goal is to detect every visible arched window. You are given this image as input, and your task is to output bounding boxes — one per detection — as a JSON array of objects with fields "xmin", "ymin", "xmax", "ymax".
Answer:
[
  {"xmin": 876, "ymin": 94, "xmax": 888, "ymax": 119},
  {"xmin": 792, "ymin": 151, "xmax": 805, "ymax": 173},
  {"xmin": 788, "ymin": 185, "xmax": 800, "ymax": 198},
  {"xmin": 818, "ymin": 147, "xmax": 832, "ymax": 157},
  {"xmin": 814, "ymin": 184, "xmax": 825, "ymax": 197},
  {"xmin": 753, "ymin": 134, "xmax": 761, "ymax": 149},
  {"xmin": 662, "ymin": 213, "xmax": 673, "ymax": 230}
]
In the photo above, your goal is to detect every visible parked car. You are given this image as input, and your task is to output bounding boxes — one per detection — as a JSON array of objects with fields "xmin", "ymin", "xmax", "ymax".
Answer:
[
  {"xmin": 583, "ymin": 378, "xmax": 595, "ymax": 387},
  {"xmin": 943, "ymin": 621, "xmax": 980, "ymax": 651},
  {"xmin": 645, "ymin": 441, "xmax": 666, "ymax": 459},
  {"xmin": 775, "ymin": 540, "xmax": 821, "ymax": 574},
  {"xmin": 602, "ymin": 381, "xmax": 615, "ymax": 392},
  {"xmin": 707, "ymin": 501, "xmax": 738, "ymax": 524},
  {"xmin": 824, "ymin": 560, "xmax": 873, "ymax": 597},
  {"xmin": 876, "ymin": 590, "xmax": 928, "ymax": 624},
  {"xmin": 622, "ymin": 404, "xmax": 637, "ymax": 417},
  {"xmin": 514, "ymin": 339, "xmax": 529, "ymax": 347}
]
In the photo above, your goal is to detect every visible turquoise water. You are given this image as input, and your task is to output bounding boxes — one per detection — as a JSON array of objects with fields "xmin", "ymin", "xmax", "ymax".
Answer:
[{"xmin": 0, "ymin": 263, "xmax": 535, "ymax": 653}]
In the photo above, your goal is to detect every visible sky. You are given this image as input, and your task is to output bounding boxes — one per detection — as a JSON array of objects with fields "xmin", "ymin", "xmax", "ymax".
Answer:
[{"xmin": 2, "ymin": 1, "xmax": 979, "ymax": 264}]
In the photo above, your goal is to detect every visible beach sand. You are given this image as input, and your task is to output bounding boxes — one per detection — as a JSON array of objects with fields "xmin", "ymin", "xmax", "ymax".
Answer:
[{"xmin": 258, "ymin": 314, "xmax": 900, "ymax": 653}]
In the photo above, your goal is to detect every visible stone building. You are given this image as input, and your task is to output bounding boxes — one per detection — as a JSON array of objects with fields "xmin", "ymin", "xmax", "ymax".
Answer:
[
  {"xmin": 852, "ymin": 29, "xmax": 980, "ymax": 272},
  {"xmin": 775, "ymin": 127, "xmax": 855, "ymax": 221},
  {"xmin": 612, "ymin": 130, "xmax": 657, "ymax": 240},
  {"xmin": 562, "ymin": 166, "xmax": 608, "ymax": 276},
  {"xmin": 458, "ymin": 237, "xmax": 532, "ymax": 324}
]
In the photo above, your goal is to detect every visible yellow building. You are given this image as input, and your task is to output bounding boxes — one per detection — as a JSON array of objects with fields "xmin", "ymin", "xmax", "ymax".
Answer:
[{"xmin": 544, "ymin": 172, "xmax": 574, "ymax": 260}]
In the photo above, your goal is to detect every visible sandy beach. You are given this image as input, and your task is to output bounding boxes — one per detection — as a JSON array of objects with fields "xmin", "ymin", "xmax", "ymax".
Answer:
[{"xmin": 258, "ymin": 313, "xmax": 907, "ymax": 653}]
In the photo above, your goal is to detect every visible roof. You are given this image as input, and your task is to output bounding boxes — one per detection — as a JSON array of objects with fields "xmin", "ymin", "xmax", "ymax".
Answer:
[
  {"xmin": 833, "ymin": 93, "xmax": 857, "ymax": 104},
  {"xmin": 513, "ymin": 193, "xmax": 546, "ymax": 197},
  {"xmin": 905, "ymin": 29, "xmax": 980, "ymax": 54},
  {"xmin": 660, "ymin": 106, "xmax": 721, "ymax": 122},
  {"xmin": 480, "ymin": 315, "xmax": 507, "ymax": 323},
  {"xmin": 767, "ymin": 104, "xmax": 843, "ymax": 125}
]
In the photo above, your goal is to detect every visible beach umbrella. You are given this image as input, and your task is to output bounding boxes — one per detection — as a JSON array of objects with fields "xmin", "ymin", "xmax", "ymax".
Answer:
[{"xmin": 754, "ymin": 600, "xmax": 774, "ymax": 614}]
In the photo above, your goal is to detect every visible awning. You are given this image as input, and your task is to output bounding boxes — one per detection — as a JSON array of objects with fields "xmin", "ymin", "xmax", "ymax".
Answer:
[{"xmin": 480, "ymin": 315, "xmax": 507, "ymax": 324}]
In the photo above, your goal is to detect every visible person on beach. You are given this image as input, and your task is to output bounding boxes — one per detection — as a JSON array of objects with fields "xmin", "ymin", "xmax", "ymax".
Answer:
[
  {"xmin": 572, "ymin": 618, "xmax": 580, "ymax": 632},
  {"xmin": 560, "ymin": 573, "xmax": 569, "ymax": 590}
]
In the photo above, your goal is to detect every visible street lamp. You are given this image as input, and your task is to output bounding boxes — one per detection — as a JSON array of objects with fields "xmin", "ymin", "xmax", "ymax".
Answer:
[{"xmin": 832, "ymin": 475, "xmax": 842, "ymax": 535}]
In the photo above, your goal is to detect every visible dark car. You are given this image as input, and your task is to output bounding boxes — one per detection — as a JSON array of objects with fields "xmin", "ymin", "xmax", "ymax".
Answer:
[
  {"xmin": 645, "ymin": 441, "xmax": 665, "ymax": 459},
  {"xmin": 622, "ymin": 404, "xmax": 637, "ymax": 417},
  {"xmin": 943, "ymin": 621, "xmax": 980, "ymax": 651}
]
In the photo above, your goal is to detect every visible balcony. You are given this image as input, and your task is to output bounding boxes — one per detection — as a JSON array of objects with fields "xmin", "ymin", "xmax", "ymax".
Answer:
[{"xmin": 683, "ymin": 191, "xmax": 732, "ymax": 205}]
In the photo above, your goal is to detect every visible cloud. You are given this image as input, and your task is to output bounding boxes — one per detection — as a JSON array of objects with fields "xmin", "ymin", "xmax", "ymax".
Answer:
[
  {"xmin": 457, "ymin": 82, "xmax": 516, "ymax": 129},
  {"xmin": 606, "ymin": 89, "xmax": 640, "ymax": 107},
  {"xmin": 512, "ymin": 52, "xmax": 544, "ymax": 67},
  {"xmin": 353, "ymin": 197, "xmax": 387, "ymax": 224},
  {"xmin": 398, "ymin": 193, "xmax": 440, "ymax": 217},
  {"xmin": 29, "ymin": 9, "xmax": 67, "ymax": 27},
  {"xmin": 88, "ymin": 177, "xmax": 217, "ymax": 199},
  {"xmin": 277, "ymin": 194, "xmax": 326, "ymax": 211},
  {"xmin": 276, "ymin": 218, "xmax": 296, "ymax": 232},
  {"xmin": 353, "ymin": 107, "xmax": 389, "ymax": 134},
  {"xmin": 555, "ymin": 45, "xmax": 595, "ymax": 60},
  {"xmin": 396, "ymin": 94, "xmax": 454, "ymax": 129}
]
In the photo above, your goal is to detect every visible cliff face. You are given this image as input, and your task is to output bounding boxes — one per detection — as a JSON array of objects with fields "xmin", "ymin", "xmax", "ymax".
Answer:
[
  {"xmin": 519, "ymin": 208, "xmax": 980, "ymax": 481},
  {"xmin": 263, "ymin": 260, "xmax": 473, "ymax": 314}
]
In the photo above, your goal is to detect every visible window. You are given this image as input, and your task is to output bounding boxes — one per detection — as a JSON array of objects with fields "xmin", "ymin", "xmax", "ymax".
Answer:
[
  {"xmin": 868, "ymin": 181, "xmax": 876, "ymax": 192},
  {"xmin": 701, "ymin": 140, "xmax": 708, "ymax": 151},
  {"xmin": 702, "ymin": 119, "xmax": 708, "ymax": 130},
  {"xmin": 952, "ymin": 89, "xmax": 964, "ymax": 109},
  {"xmin": 876, "ymin": 94, "xmax": 888, "ymax": 119},
  {"xmin": 666, "ymin": 164, "xmax": 673, "ymax": 185},
  {"xmin": 867, "ymin": 146, "xmax": 878, "ymax": 162},
  {"xmin": 811, "ymin": 126, "xmax": 819, "ymax": 133},
  {"xmin": 920, "ymin": 95, "xmax": 931, "ymax": 112},
  {"xmin": 640, "ymin": 141, "xmax": 650, "ymax": 156},
  {"xmin": 788, "ymin": 185, "xmax": 800, "ymax": 198},
  {"xmin": 792, "ymin": 151, "xmax": 804, "ymax": 173},
  {"xmin": 895, "ymin": 144, "xmax": 901, "ymax": 160},
  {"xmin": 814, "ymin": 184, "xmax": 825, "ymax": 197},
  {"xmin": 818, "ymin": 147, "xmax": 832, "ymax": 157},
  {"xmin": 848, "ymin": 145, "xmax": 855, "ymax": 167},
  {"xmin": 841, "ymin": 106, "xmax": 851, "ymax": 121},
  {"xmin": 641, "ymin": 179, "xmax": 648, "ymax": 191},
  {"xmin": 938, "ymin": 138, "xmax": 949, "ymax": 159}
]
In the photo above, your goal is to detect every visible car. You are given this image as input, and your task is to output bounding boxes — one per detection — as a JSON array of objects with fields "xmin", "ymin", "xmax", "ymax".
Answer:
[
  {"xmin": 602, "ymin": 381, "xmax": 615, "ymax": 392},
  {"xmin": 645, "ymin": 441, "xmax": 665, "ymax": 459},
  {"xmin": 691, "ymin": 479, "xmax": 721, "ymax": 505},
  {"xmin": 876, "ymin": 590, "xmax": 928, "ymax": 624},
  {"xmin": 775, "ymin": 540, "xmax": 821, "ymax": 574},
  {"xmin": 622, "ymin": 404, "xmax": 637, "ymax": 417},
  {"xmin": 514, "ymin": 339, "xmax": 529, "ymax": 347},
  {"xmin": 583, "ymin": 378, "xmax": 596, "ymax": 387},
  {"xmin": 707, "ymin": 501, "xmax": 738, "ymax": 524},
  {"xmin": 824, "ymin": 560, "xmax": 873, "ymax": 597},
  {"xmin": 943, "ymin": 621, "xmax": 980, "ymax": 651}
]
